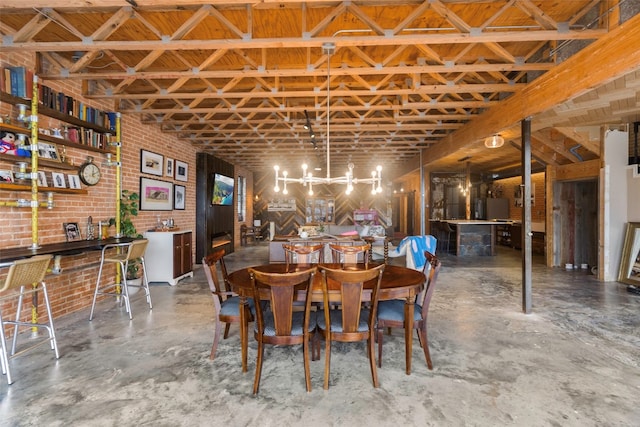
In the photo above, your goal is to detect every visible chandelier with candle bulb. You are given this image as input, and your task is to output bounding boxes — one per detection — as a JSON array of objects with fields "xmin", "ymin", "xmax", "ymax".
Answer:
[{"xmin": 273, "ymin": 42, "xmax": 382, "ymax": 197}]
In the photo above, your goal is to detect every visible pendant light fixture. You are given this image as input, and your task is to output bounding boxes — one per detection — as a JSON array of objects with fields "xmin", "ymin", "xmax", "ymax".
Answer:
[
  {"xmin": 273, "ymin": 42, "xmax": 382, "ymax": 196},
  {"xmin": 484, "ymin": 134, "xmax": 505, "ymax": 148}
]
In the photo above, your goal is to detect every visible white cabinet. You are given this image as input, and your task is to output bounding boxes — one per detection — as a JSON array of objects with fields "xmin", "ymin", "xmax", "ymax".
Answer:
[{"xmin": 143, "ymin": 230, "xmax": 193, "ymax": 285}]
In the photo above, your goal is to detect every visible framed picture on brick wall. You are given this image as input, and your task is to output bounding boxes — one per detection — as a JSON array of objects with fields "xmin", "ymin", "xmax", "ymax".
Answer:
[
  {"xmin": 166, "ymin": 158, "xmax": 174, "ymax": 178},
  {"xmin": 175, "ymin": 160, "xmax": 188, "ymax": 182},
  {"xmin": 174, "ymin": 184, "xmax": 185, "ymax": 210},
  {"xmin": 140, "ymin": 149, "xmax": 164, "ymax": 176},
  {"xmin": 140, "ymin": 176, "xmax": 173, "ymax": 211}
]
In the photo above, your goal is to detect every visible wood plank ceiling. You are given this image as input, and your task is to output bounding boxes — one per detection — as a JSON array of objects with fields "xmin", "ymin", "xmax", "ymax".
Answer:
[{"xmin": 1, "ymin": 1, "xmax": 638, "ymax": 181}]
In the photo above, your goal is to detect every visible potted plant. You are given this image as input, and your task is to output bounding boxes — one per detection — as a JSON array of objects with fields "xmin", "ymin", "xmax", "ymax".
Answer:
[{"xmin": 109, "ymin": 190, "xmax": 143, "ymax": 289}]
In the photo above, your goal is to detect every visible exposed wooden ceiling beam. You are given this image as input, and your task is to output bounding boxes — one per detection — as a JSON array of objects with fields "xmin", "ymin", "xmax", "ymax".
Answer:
[
  {"xmin": 41, "ymin": 63, "xmax": 553, "ymax": 81},
  {"xmin": 86, "ymin": 83, "xmax": 523, "ymax": 100},
  {"xmin": 2, "ymin": 30, "xmax": 605, "ymax": 52},
  {"xmin": 419, "ymin": 11, "xmax": 640, "ymax": 168}
]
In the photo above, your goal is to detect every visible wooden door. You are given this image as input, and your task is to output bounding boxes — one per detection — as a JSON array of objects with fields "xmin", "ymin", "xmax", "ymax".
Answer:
[
  {"xmin": 181, "ymin": 232, "xmax": 192, "ymax": 275},
  {"xmin": 173, "ymin": 234, "xmax": 182, "ymax": 278}
]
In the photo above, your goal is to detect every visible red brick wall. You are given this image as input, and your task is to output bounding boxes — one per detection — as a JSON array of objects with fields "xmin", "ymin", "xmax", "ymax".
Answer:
[
  {"xmin": 492, "ymin": 172, "xmax": 546, "ymax": 222},
  {"xmin": 1, "ymin": 52, "xmax": 198, "ymax": 322}
]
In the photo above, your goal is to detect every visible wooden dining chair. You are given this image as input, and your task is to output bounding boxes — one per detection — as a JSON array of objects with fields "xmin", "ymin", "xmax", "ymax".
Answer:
[
  {"xmin": 317, "ymin": 263, "xmax": 385, "ymax": 389},
  {"xmin": 283, "ymin": 243, "xmax": 324, "ymax": 266},
  {"xmin": 202, "ymin": 249, "xmax": 254, "ymax": 361},
  {"xmin": 329, "ymin": 243, "xmax": 371, "ymax": 267},
  {"xmin": 240, "ymin": 224, "xmax": 256, "ymax": 246},
  {"xmin": 249, "ymin": 266, "xmax": 318, "ymax": 394},
  {"xmin": 376, "ymin": 251, "xmax": 441, "ymax": 371}
]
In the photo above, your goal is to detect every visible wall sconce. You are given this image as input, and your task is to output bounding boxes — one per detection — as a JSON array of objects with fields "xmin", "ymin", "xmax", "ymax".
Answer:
[{"xmin": 484, "ymin": 135, "xmax": 504, "ymax": 149}]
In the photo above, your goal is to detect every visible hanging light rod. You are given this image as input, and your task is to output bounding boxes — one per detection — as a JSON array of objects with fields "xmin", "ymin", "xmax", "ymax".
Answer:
[{"xmin": 274, "ymin": 42, "xmax": 382, "ymax": 196}]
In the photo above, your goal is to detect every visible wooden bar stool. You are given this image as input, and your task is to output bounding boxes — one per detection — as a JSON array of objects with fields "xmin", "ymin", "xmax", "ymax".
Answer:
[
  {"xmin": 0, "ymin": 255, "xmax": 59, "ymax": 385},
  {"xmin": 89, "ymin": 239, "xmax": 152, "ymax": 321}
]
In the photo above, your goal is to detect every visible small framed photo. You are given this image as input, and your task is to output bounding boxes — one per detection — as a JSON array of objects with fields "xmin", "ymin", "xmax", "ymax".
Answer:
[
  {"xmin": 37, "ymin": 171, "xmax": 48, "ymax": 187},
  {"xmin": 52, "ymin": 172, "xmax": 66, "ymax": 188},
  {"xmin": 174, "ymin": 184, "xmax": 185, "ymax": 210},
  {"xmin": 63, "ymin": 222, "xmax": 82, "ymax": 242},
  {"xmin": 0, "ymin": 169, "xmax": 14, "ymax": 183},
  {"xmin": 165, "ymin": 158, "xmax": 174, "ymax": 178},
  {"xmin": 140, "ymin": 149, "xmax": 164, "ymax": 176},
  {"xmin": 67, "ymin": 173, "xmax": 81, "ymax": 189},
  {"xmin": 175, "ymin": 160, "xmax": 188, "ymax": 182},
  {"xmin": 37, "ymin": 142, "xmax": 61, "ymax": 162}
]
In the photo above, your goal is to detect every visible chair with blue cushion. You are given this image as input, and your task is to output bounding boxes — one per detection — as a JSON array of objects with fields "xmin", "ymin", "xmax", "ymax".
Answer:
[
  {"xmin": 248, "ymin": 266, "xmax": 317, "ymax": 394},
  {"xmin": 203, "ymin": 249, "xmax": 255, "ymax": 361},
  {"xmin": 376, "ymin": 251, "xmax": 441, "ymax": 371},
  {"xmin": 317, "ymin": 263, "xmax": 385, "ymax": 389}
]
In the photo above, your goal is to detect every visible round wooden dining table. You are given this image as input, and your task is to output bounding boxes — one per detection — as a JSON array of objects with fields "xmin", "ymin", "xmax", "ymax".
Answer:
[{"xmin": 227, "ymin": 262, "xmax": 425, "ymax": 375}]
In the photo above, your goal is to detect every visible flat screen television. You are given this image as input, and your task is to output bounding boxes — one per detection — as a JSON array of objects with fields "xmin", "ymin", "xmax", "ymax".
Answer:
[{"xmin": 211, "ymin": 173, "xmax": 234, "ymax": 206}]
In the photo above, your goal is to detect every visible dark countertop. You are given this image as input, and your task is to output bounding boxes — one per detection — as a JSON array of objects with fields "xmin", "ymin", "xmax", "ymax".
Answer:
[{"xmin": 0, "ymin": 237, "xmax": 136, "ymax": 263}]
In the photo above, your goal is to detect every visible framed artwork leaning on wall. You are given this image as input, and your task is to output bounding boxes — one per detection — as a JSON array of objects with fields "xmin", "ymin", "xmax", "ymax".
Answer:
[{"xmin": 63, "ymin": 222, "xmax": 82, "ymax": 242}]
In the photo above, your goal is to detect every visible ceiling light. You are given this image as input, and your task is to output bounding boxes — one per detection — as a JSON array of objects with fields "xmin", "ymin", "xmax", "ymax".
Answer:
[
  {"xmin": 485, "ymin": 135, "xmax": 504, "ymax": 148},
  {"xmin": 274, "ymin": 43, "xmax": 382, "ymax": 196}
]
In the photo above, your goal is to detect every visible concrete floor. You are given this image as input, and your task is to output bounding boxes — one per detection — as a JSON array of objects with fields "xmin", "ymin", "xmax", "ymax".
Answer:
[{"xmin": 1, "ymin": 243, "xmax": 639, "ymax": 426}]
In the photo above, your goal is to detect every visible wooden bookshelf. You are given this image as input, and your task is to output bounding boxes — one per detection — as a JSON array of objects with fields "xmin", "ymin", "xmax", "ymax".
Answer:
[
  {"xmin": 0, "ymin": 117, "xmax": 113, "ymax": 155},
  {"xmin": 0, "ymin": 182, "xmax": 88, "ymax": 195},
  {"xmin": 0, "ymin": 91, "xmax": 112, "ymax": 133},
  {"xmin": 0, "ymin": 152, "xmax": 78, "ymax": 170}
]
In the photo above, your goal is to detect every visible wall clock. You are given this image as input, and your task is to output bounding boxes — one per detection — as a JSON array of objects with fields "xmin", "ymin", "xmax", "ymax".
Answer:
[{"xmin": 78, "ymin": 156, "xmax": 101, "ymax": 186}]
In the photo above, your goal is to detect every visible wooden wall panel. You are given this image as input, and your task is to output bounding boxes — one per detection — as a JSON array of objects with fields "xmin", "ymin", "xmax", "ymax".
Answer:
[
  {"xmin": 254, "ymin": 171, "xmax": 391, "ymax": 236},
  {"xmin": 195, "ymin": 153, "xmax": 235, "ymax": 262}
]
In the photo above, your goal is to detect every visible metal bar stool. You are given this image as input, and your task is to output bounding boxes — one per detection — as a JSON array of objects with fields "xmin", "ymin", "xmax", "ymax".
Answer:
[
  {"xmin": 0, "ymin": 254, "xmax": 59, "ymax": 385},
  {"xmin": 89, "ymin": 239, "xmax": 152, "ymax": 321}
]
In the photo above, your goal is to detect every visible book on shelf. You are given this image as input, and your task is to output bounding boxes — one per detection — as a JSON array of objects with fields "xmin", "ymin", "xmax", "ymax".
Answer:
[
  {"xmin": 2, "ymin": 68, "xmax": 116, "ymax": 133},
  {"xmin": 1, "ymin": 66, "xmax": 33, "ymax": 99}
]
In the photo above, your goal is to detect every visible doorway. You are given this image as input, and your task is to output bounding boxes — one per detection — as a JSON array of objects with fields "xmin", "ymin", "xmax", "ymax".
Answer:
[
  {"xmin": 393, "ymin": 191, "xmax": 415, "ymax": 237},
  {"xmin": 553, "ymin": 179, "xmax": 598, "ymax": 268}
]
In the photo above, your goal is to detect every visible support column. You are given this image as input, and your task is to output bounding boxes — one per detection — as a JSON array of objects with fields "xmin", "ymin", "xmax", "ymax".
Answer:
[{"xmin": 521, "ymin": 118, "xmax": 532, "ymax": 314}]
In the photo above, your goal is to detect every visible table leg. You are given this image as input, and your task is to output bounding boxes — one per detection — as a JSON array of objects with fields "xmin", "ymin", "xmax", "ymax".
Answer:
[
  {"xmin": 404, "ymin": 297, "xmax": 414, "ymax": 375},
  {"xmin": 239, "ymin": 296, "xmax": 249, "ymax": 373}
]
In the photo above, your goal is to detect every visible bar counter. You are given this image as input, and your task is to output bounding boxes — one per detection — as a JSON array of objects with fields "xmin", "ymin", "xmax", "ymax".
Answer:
[
  {"xmin": 0, "ymin": 237, "xmax": 136, "ymax": 263},
  {"xmin": 438, "ymin": 220, "xmax": 512, "ymax": 256}
]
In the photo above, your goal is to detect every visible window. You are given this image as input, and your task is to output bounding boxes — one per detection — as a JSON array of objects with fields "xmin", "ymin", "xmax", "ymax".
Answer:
[{"xmin": 237, "ymin": 175, "xmax": 246, "ymax": 222}]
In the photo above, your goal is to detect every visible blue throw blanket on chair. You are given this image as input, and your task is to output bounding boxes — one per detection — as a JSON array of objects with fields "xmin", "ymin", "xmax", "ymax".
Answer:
[{"xmin": 386, "ymin": 235, "xmax": 437, "ymax": 270}]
